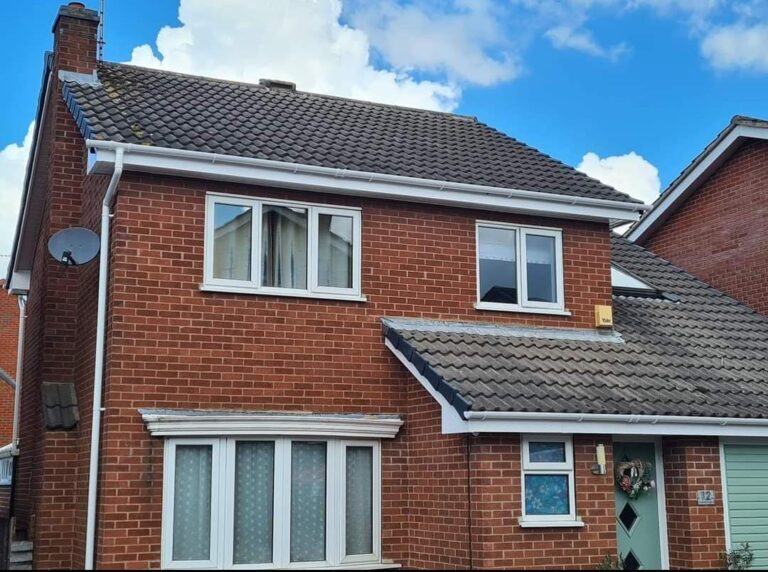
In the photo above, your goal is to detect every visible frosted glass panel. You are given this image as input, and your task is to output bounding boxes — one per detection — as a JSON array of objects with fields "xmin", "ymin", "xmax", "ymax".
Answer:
[
  {"xmin": 525, "ymin": 234, "xmax": 557, "ymax": 303},
  {"xmin": 234, "ymin": 442, "xmax": 275, "ymax": 565},
  {"xmin": 290, "ymin": 442, "xmax": 327, "ymax": 562},
  {"xmin": 213, "ymin": 203, "xmax": 251, "ymax": 281},
  {"xmin": 262, "ymin": 205, "xmax": 308, "ymax": 289},
  {"xmin": 173, "ymin": 445, "xmax": 213, "ymax": 561},
  {"xmin": 524, "ymin": 474, "xmax": 569, "ymax": 515},
  {"xmin": 318, "ymin": 214, "xmax": 353, "ymax": 289},
  {"xmin": 478, "ymin": 226, "xmax": 517, "ymax": 304},
  {"xmin": 346, "ymin": 447, "xmax": 373, "ymax": 556}
]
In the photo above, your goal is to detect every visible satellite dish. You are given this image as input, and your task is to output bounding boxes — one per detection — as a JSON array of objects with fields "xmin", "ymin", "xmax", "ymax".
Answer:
[{"xmin": 48, "ymin": 227, "xmax": 100, "ymax": 266}]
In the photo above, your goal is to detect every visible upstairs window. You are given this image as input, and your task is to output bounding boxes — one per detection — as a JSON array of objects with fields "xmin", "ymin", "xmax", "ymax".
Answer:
[
  {"xmin": 205, "ymin": 194, "xmax": 362, "ymax": 300},
  {"xmin": 476, "ymin": 222, "xmax": 565, "ymax": 313}
]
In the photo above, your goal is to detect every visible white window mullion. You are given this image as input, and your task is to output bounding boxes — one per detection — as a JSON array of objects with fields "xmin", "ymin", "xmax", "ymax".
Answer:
[
  {"xmin": 276, "ymin": 438, "xmax": 291, "ymax": 569},
  {"xmin": 252, "ymin": 202, "xmax": 262, "ymax": 289},
  {"xmin": 327, "ymin": 440, "xmax": 342, "ymax": 567},
  {"xmin": 308, "ymin": 207, "xmax": 319, "ymax": 294}
]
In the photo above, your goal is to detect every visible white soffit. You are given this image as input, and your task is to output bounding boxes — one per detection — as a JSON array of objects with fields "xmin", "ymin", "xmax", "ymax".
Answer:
[
  {"xmin": 628, "ymin": 123, "xmax": 768, "ymax": 243},
  {"xmin": 87, "ymin": 140, "xmax": 647, "ymax": 224}
]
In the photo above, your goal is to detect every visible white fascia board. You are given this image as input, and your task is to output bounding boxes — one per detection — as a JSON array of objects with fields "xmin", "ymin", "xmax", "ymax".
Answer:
[
  {"xmin": 628, "ymin": 124, "xmax": 768, "ymax": 243},
  {"xmin": 7, "ymin": 271, "xmax": 30, "ymax": 295},
  {"xmin": 87, "ymin": 141, "xmax": 646, "ymax": 224},
  {"xmin": 140, "ymin": 410, "xmax": 403, "ymax": 439}
]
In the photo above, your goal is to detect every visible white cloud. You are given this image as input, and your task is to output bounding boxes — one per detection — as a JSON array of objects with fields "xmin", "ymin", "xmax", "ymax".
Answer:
[
  {"xmin": 702, "ymin": 23, "xmax": 768, "ymax": 72},
  {"xmin": 346, "ymin": 0, "xmax": 521, "ymax": 86},
  {"xmin": 0, "ymin": 122, "xmax": 33, "ymax": 276},
  {"xmin": 545, "ymin": 25, "xmax": 627, "ymax": 61},
  {"xmin": 577, "ymin": 151, "xmax": 661, "ymax": 204},
  {"xmin": 128, "ymin": 0, "xmax": 462, "ymax": 111}
]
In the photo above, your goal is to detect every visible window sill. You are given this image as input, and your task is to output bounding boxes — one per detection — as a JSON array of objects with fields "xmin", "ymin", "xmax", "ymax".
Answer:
[
  {"xmin": 307, "ymin": 562, "xmax": 401, "ymax": 570},
  {"xmin": 518, "ymin": 518, "xmax": 585, "ymax": 528},
  {"xmin": 475, "ymin": 302, "xmax": 571, "ymax": 316},
  {"xmin": 200, "ymin": 283, "xmax": 368, "ymax": 303}
]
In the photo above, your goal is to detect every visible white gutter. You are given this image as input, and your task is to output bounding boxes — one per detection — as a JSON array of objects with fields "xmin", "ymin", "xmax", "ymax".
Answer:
[
  {"xmin": 9, "ymin": 296, "xmax": 27, "ymax": 455},
  {"xmin": 463, "ymin": 410, "xmax": 768, "ymax": 426},
  {"xmin": 85, "ymin": 140, "xmax": 648, "ymax": 224},
  {"xmin": 85, "ymin": 146, "xmax": 124, "ymax": 571}
]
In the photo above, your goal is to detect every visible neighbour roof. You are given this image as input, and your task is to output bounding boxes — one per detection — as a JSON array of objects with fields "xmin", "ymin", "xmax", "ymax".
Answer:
[
  {"xmin": 385, "ymin": 236, "xmax": 768, "ymax": 419},
  {"xmin": 61, "ymin": 61, "xmax": 640, "ymax": 204},
  {"xmin": 41, "ymin": 382, "xmax": 79, "ymax": 430},
  {"xmin": 627, "ymin": 115, "xmax": 768, "ymax": 242}
]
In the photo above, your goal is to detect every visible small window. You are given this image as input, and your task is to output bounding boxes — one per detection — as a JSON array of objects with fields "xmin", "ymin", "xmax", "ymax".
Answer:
[
  {"xmin": 476, "ymin": 222, "xmax": 565, "ymax": 313},
  {"xmin": 205, "ymin": 194, "xmax": 362, "ymax": 300},
  {"xmin": 162, "ymin": 438, "xmax": 381, "ymax": 569},
  {"xmin": 521, "ymin": 435, "xmax": 576, "ymax": 523}
]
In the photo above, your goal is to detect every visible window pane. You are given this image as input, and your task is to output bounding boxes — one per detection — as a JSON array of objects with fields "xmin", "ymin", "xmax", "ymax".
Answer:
[
  {"xmin": 529, "ymin": 442, "xmax": 566, "ymax": 463},
  {"xmin": 526, "ymin": 234, "xmax": 557, "ymax": 303},
  {"xmin": 318, "ymin": 214, "xmax": 354, "ymax": 289},
  {"xmin": 346, "ymin": 447, "xmax": 373, "ymax": 556},
  {"xmin": 213, "ymin": 203, "xmax": 251, "ymax": 281},
  {"xmin": 524, "ymin": 474, "xmax": 570, "ymax": 516},
  {"xmin": 262, "ymin": 205, "xmax": 308, "ymax": 289},
  {"xmin": 291, "ymin": 442, "xmax": 327, "ymax": 562},
  {"xmin": 173, "ymin": 445, "xmax": 213, "ymax": 561},
  {"xmin": 478, "ymin": 226, "xmax": 517, "ymax": 304},
  {"xmin": 234, "ymin": 442, "xmax": 275, "ymax": 565}
]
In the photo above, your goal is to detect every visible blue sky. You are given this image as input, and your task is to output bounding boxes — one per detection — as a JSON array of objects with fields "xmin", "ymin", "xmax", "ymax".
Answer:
[{"xmin": 2, "ymin": 0, "xmax": 768, "ymax": 258}]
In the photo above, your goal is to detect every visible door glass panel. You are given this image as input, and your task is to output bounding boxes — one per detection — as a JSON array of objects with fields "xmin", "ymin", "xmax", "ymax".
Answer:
[
  {"xmin": 524, "ymin": 474, "xmax": 569, "ymax": 515},
  {"xmin": 262, "ymin": 205, "xmax": 308, "ymax": 289},
  {"xmin": 173, "ymin": 445, "xmax": 213, "ymax": 561},
  {"xmin": 478, "ymin": 226, "xmax": 517, "ymax": 304},
  {"xmin": 318, "ymin": 214, "xmax": 354, "ymax": 289},
  {"xmin": 233, "ymin": 441, "xmax": 275, "ymax": 565},
  {"xmin": 290, "ymin": 441, "xmax": 327, "ymax": 562},
  {"xmin": 213, "ymin": 203, "xmax": 251, "ymax": 281},
  {"xmin": 346, "ymin": 447, "xmax": 373, "ymax": 556},
  {"xmin": 525, "ymin": 233, "xmax": 557, "ymax": 303}
]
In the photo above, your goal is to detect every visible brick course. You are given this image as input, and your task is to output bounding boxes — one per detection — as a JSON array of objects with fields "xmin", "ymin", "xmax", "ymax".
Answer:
[{"xmin": 645, "ymin": 139, "xmax": 768, "ymax": 315}]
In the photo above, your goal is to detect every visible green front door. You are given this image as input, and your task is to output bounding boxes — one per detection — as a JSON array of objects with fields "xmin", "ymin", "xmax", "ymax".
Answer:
[{"xmin": 614, "ymin": 442, "xmax": 663, "ymax": 570}]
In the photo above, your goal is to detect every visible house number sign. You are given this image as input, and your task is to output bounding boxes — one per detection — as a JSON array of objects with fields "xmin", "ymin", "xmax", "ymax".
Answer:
[{"xmin": 697, "ymin": 490, "xmax": 716, "ymax": 505}]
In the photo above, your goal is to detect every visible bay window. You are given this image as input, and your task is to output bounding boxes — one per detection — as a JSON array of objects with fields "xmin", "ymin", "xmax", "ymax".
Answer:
[
  {"xmin": 205, "ymin": 194, "xmax": 362, "ymax": 300},
  {"xmin": 476, "ymin": 222, "xmax": 566, "ymax": 314},
  {"xmin": 162, "ymin": 437, "xmax": 381, "ymax": 569}
]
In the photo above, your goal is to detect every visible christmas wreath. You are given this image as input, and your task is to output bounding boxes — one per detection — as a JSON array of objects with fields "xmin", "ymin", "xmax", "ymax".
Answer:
[{"xmin": 615, "ymin": 459, "xmax": 655, "ymax": 500}]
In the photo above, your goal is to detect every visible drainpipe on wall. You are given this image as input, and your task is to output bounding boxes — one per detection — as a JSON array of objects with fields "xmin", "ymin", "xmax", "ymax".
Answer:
[
  {"xmin": 85, "ymin": 147, "xmax": 124, "ymax": 570},
  {"xmin": 7, "ymin": 296, "xmax": 27, "ymax": 520}
]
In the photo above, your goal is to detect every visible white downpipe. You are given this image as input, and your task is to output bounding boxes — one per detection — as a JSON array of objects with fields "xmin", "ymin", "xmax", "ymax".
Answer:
[
  {"xmin": 85, "ymin": 147, "xmax": 124, "ymax": 570},
  {"xmin": 10, "ymin": 296, "xmax": 27, "ymax": 453}
]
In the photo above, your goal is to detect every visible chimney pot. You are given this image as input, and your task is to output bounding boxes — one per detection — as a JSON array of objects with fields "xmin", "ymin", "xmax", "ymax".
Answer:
[{"xmin": 68, "ymin": 2, "xmax": 85, "ymax": 9}]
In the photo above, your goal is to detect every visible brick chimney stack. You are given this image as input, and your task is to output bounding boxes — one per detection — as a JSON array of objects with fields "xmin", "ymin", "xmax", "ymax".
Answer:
[{"xmin": 52, "ymin": 2, "xmax": 100, "ymax": 74}]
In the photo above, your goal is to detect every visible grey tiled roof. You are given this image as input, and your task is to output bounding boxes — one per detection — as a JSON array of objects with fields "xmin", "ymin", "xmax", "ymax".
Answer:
[
  {"xmin": 384, "ymin": 236, "xmax": 768, "ymax": 419},
  {"xmin": 61, "ymin": 62, "xmax": 641, "ymax": 204}
]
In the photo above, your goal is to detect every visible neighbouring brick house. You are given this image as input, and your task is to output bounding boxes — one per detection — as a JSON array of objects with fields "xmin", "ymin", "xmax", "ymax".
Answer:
[
  {"xmin": 5, "ymin": 3, "xmax": 768, "ymax": 570},
  {"xmin": 627, "ymin": 116, "xmax": 768, "ymax": 315}
]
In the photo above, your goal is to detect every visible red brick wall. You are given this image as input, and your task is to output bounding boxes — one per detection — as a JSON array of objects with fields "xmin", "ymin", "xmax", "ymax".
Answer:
[
  {"xmin": 12, "ymin": 6, "xmax": 100, "ymax": 570},
  {"xmin": 0, "ymin": 281, "xmax": 18, "ymax": 444},
  {"xmin": 644, "ymin": 139, "xmax": 768, "ymax": 314},
  {"xmin": 663, "ymin": 437, "xmax": 726, "ymax": 570}
]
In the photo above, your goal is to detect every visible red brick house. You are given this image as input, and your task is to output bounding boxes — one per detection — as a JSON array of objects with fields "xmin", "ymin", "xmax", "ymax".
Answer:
[
  {"xmin": 627, "ymin": 116, "xmax": 768, "ymax": 315},
  {"xmin": 5, "ymin": 3, "xmax": 768, "ymax": 570}
]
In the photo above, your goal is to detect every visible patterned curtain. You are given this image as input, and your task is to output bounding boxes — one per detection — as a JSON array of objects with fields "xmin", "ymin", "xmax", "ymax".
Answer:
[
  {"xmin": 173, "ymin": 445, "xmax": 213, "ymax": 561},
  {"xmin": 290, "ymin": 442, "xmax": 327, "ymax": 562},
  {"xmin": 233, "ymin": 441, "xmax": 275, "ymax": 564},
  {"xmin": 346, "ymin": 447, "xmax": 373, "ymax": 555}
]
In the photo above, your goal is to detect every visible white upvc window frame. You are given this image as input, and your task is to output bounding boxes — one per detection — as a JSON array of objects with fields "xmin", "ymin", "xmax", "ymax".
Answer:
[
  {"xmin": 162, "ymin": 437, "xmax": 224, "ymax": 570},
  {"xmin": 203, "ymin": 193, "xmax": 363, "ymax": 301},
  {"xmin": 519, "ymin": 435, "xmax": 577, "ymax": 525},
  {"xmin": 475, "ymin": 221, "xmax": 567, "ymax": 315},
  {"xmin": 161, "ymin": 436, "xmax": 382, "ymax": 570}
]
